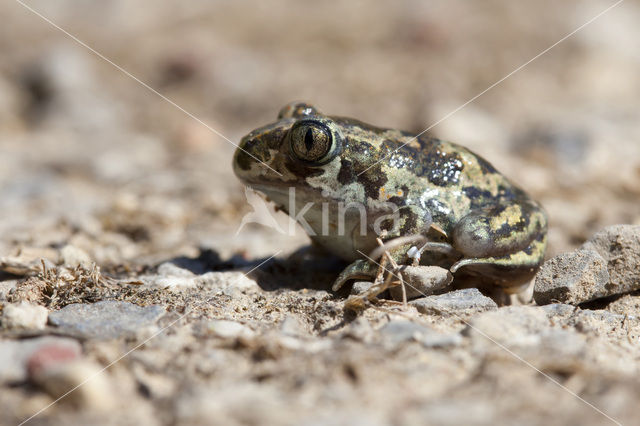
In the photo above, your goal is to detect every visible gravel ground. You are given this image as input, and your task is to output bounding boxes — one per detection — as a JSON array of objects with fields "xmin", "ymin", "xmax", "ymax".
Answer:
[{"xmin": 1, "ymin": 1, "xmax": 640, "ymax": 425}]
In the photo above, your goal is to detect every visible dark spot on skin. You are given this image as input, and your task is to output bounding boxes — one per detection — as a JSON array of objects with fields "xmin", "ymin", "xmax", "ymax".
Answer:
[
  {"xmin": 357, "ymin": 165, "xmax": 388, "ymax": 200},
  {"xmin": 426, "ymin": 154, "xmax": 464, "ymax": 187},
  {"xmin": 385, "ymin": 185, "xmax": 411, "ymax": 208},
  {"xmin": 497, "ymin": 186, "xmax": 514, "ymax": 198},
  {"xmin": 346, "ymin": 139, "xmax": 376, "ymax": 157},
  {"xmin": 474, "ymin": 156, "xmax": 498, "ymax": 174},
  {"xmin": 398, "ymin": 208, "xmax": 418, "ymax": 235},
  {"xmin": 494, "ymin": 219, "xmax": 527, "ymax": 241},
  {"xmin": 492, "ymin": 204, "xmax": 508, "ymax": 215},
  {"xmin": 497, "ymin": 184, "xmax": 529, "ymax": 202},
  {"xmin": 463, "ymin": 186, "xmax": 495, "ymax": 209},
  {"xmin": 267, "ymin": 128, "xmax": 288, "ymax": 150},
  {"xmin": 387, "ymin": 196, "xmax": 406, "ymax": 206},
  {"xmin": 340, "ymin": 136, "xmax": 384, "ymax": 192},
  {"xmin": 415, "ymin": 135, "xmax": 441, "ymax": 150},
  {"xmin": 462, "ymin": 186, "xmax": 495, "ymax": 201},
  {"xmin": 386, "ymin": 144, "xmax": 421, "ymax": 170},
  {"xmin": 463, "ymin": 186, "xmax": 492, "ymax": 199},
  {"xmin": 337, "ymin": 159, "xmax": 356, "ymax": 185},
  {"xmin": 377, "ymin": 219, "xmax": 393, "ymax": 233},
  {"xmin": 379, "ymin": 136, "xmax": 464, "ymax": 186}
]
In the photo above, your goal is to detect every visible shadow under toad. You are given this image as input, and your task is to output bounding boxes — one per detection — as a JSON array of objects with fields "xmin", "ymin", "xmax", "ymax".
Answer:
[{"xmin": 164, "ymin": 246, "xmax": 349, "ymax": 293}]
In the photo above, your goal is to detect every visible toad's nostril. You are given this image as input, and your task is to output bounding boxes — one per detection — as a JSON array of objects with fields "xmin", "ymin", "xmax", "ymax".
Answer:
[{"xmin": 239, "ymin": 137, "xmax": 258, "ymax": 152}]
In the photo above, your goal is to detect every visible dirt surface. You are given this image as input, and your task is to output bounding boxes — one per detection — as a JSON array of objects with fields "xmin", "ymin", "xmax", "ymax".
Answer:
[{"xmin": 1, "ymin": 1, "xmax": 640, "ymax": 425}]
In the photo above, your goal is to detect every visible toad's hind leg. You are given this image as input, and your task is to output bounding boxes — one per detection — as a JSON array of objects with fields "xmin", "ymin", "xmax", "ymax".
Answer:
[
  {"xmin": 451, "ymin": 233, "xmax": 547, "ymax": 288},
  {"xmin": 449, "ymin": 201, "xmax": 547, "ymax": 288}
]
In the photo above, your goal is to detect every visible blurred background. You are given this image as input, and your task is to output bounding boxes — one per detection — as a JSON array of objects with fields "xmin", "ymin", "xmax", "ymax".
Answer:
[{"xmin": 1, "ymin": 0, "xmax": 638, "ymax": 270}]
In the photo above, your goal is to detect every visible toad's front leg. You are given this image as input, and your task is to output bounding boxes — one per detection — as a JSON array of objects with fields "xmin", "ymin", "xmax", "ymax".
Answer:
[{"xmin": 332, "ymin": 232, "xmax": 454, "ymax": 296}]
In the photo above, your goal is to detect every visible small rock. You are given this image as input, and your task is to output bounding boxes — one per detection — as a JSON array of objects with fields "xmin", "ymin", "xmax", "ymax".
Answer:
[
  {"xmin": 0, "ymin": 337, "xmax": 81, "ymax": 384},
  {"xmin": 207, "ymin": 320, "xmax": 254, "ymax": 339},
  {"xmin": 535, "ymin": 225, "xmax": 640, "ymax": 306},
  {"xmin": 60, "ymin": 244, "xmax": 92, "ymax": 268},
  {"xmin": 389, "ymin": 266, "xmax": 453, "ymax": 301},
  {"xmin": 379, "ymin": 320, "xmax": 461, "ymax": 348},
  {"xmin": 350, "ymin": 281, "xmax": 374, "ymax": 296},
  {"xmin": 143, "ymin": 274, "xmax": 198, "ymax": 289},
  {"xmin": 534, "ymin": 249, "xmax": 610, "ymax": 305},
  {"xmin": 138, "ymin": 261, "xmax": 199, "ymax": 289},
  {"xmin": 410, "ymin": 288, "xmax": 497, "ymax": 316},
  {"xmin": 581, "ymin": 225, "xmax": 640, "ymax": 295},
  {"xmin": 48, "ymin": 301, "xmax": 165, "ymax": 339},
  {"xmin": 465, "ymin": 306, "xmax": 550, "ymax": 346},
  {"xmin": 27, "ymin": 343, "xmax": 81, "ymax": 375},
  {"xmin": 157, "ymin": 262, "xmax": 195, "ymax": 278},
  {"xmin": 28, "ymin": 350, "xmax": 115, "ymax": 410},
  {"xmin": 1, "ymin": 301, "xmax": 48, "ymax": 330}
]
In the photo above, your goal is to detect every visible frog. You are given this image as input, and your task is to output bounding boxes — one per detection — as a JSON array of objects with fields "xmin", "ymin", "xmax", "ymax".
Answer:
[{"xmin": 233, "ymin": 102, "xmax": 547, "ymax": 297}]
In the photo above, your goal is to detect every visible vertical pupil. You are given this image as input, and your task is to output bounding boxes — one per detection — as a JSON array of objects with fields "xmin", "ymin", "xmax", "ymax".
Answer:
[{"xmin": 304, "ymin": 128, "xmax": 315, "ymax": 152}]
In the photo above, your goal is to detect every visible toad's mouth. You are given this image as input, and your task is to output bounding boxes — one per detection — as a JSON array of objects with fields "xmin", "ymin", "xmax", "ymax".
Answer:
[{"xmin": 246, "ymin": 183, "xmax": 327, "ymax": 214}]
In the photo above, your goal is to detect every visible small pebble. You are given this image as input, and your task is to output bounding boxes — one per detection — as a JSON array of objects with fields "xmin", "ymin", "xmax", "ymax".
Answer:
[
  {"xmin": 465, "ymin": 306, "xmax": 550, "ymax": 346},
  {"xmin": 535, "ymin": 225, "xmax": 640, "ymax": 305},
  {"xmin": 534, "ymin": 249, "xmax": 609, "ymax": 305},
  {"xmin": 0, "ymin": 337, "xmax": 81, "ymax": 384},
  {"xmin": 157, "ymin": 262, "xmax": 195, "ymax": 278},
  {"xmin": 27, "ymin": 343, "xmax": 80, "ymax": 376},
  {"xmin": 410, "ymin": 288, "xmax": 497, "ymax": 316},
  {"xmin": 29, "ymin": 354, "xmax": 114, "ymax": 410},
  {"xmin": 389, "ymin": 266, "xmax": 452, "ymax": 301},
  {"xmin": 48, "ymin": 301, "xmax": 165, "ymax": 339},
  {"xmin": 581, "ymin": 225, "xmax": 640, "ymax": 295},
  {"xmin": 207, "ymin": 320, "xmax": 254, "ymax": 339},
  {"xmin": 350, "ymin": 281, "xmax": 374, "ymax": 296},
  {"xmin": 1, "ymin": 301, "xmax": 48, "ymax": 330}
]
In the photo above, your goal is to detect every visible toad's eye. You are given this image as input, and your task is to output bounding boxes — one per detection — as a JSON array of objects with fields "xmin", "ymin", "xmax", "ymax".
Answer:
[{"xmin": 289, "ymin": 120, "xmax": 339, "ymax": 165}]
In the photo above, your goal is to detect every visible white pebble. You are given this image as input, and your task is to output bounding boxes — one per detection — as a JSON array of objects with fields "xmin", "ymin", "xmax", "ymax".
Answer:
[{"xmin": 1, "ymin": 302, "xmax": 48, "ymax": 330}]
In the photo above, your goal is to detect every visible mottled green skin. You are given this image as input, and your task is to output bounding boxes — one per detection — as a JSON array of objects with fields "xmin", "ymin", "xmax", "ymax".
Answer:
[{"xmin": 233, "ymin": 102, "xmax": 547, "ymax": 290}]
